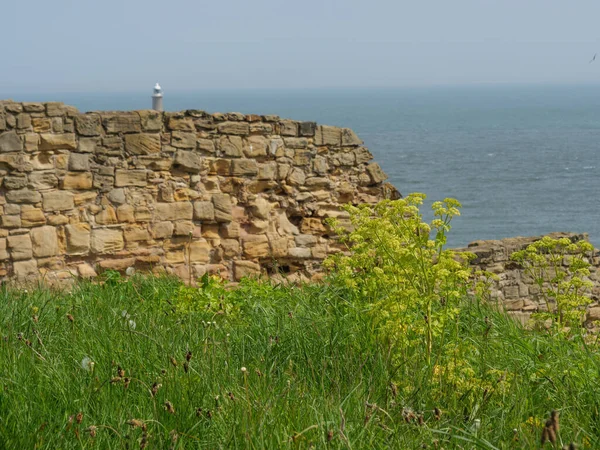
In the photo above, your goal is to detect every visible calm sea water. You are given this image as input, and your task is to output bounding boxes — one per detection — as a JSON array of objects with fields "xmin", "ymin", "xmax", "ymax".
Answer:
[{"xmin": 5, "ymin": 85, "xmax": 600, "ymax": 247}]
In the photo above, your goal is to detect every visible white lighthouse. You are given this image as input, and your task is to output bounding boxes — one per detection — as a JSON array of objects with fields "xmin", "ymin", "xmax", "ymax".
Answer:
[{"xmin": 152, "ymin": 83, "xmax": 163, "ymax": 111}]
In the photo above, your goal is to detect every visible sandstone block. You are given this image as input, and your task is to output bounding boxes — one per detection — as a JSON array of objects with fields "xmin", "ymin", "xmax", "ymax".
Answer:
[
  {"xmin": 32, "ymin": 118, "xmax": 52, "ymax": 133},
  {"xmin": 102, "ymin": 113, "xmax": 141, "ymax": 133},
  {"xmin": 341, "ymin": 128, "xmax": 363, "ymax": 146},
  {"xmin": 28, "ymin": 172, "xmax": 58, "ymax": 190},
  {"xmin": 244, "ymin": 136, "xmax": 268, "ymax": 157},
  {"xmin": 99, "ymin": 258, "xmax": 136, "ymax": 271},
  {"xmin": 68, "ymin": 153, "xmax": 90, "ymax": 171},
  {"xmin": 249, "ymin": 197, "xmax": 271, "ymax": 220},
  {"xmin": 4, "ymin": 175, "xmax": 27, "ymax": 190},
  {"xmin": 221, "ymin": 239, "xmax": 240, "ymax": 258},
  {"xmin": 268, "ymin": 235, "xmax": 289, "ymax": 258},
  {"xmin": 63, "ymin": 172, "xmax": 93, "ymax": 190},
  {"xmin": 39, "ymin": 133, "xmax": 76, "ymax": 150},
  {"xmin": 7, "ymin": 189, "xmax": 42, "ymax": 204},
  {"xmin": 13, "ymin": 259, "xmax": 38, "ymax": 279},
  {"xmin": 217, "ymin": 122, "xmax": 249, "ymax": 135},
  {"xmin": 154, "ymin": 202, "xmax": 193, "ymax": 221},
  {"xmin": 124, "ymin": 226, "xmax": 150, "ymax": 242},
  {"xmin": 231, "ymin": 159, "xmax": 258, "ymax": 176},
  {"xmin": 287, "ymin": 168, "xmax": 306, "ymax": 186},
  {"xmin": 125, "ymin": 133, "xmax": 161, "ymax": 155},
  {"xmin": 220, "ymin": 222, "xmax": 240, "ymax": 238},
  {"xmin": 354, "ymin": 147, "xmax": 373, "ymax": 164},
  {"xmin": 93, "ymin": 174, "xmax": 115, "ymax": 192},
  {"xmin": 151, "ymin": 221, "xmax": 174, "ymax": 239},
  {"xmin": 234, "ymin": 260, "xmax": 261, "ymax": 281},
  {"xmin": 116, "ymin": 204, "xmax": 135, "ymax": 222},
  {"xmin": 289, "ymin": 247, "xmax": 312, "ymax": 259},
  {"xmin": 137, "ymin": 110, "xmax": 162, "ymax": 132},
  {"xmin": 284, "ymin": 137, "xmax": 309, "ymax": 149},
  {"xmin": 21, "ymin": 208, "xmax": 46, "ymax": 227},
  {"xmin": 78, "ymin": 263, "xmax": 97, "ymax": 278},
  {"xmin": 65, "ymin": 223, "xmax": 91, "ymax": 255},
  {"xmin": 194, "ymin": 201, "xmax": 215, "ymax": 221},
  {"xmin": 115, "ymin": 169, "xmax": 147, "ymax": 187},
  {"xmin": 220, "ymin": 135, "xmax": 243, "ymax": 157},
  {"xmin": 108, "ymin": 188, "xmax": 127, "ymax": 205},
  {"xmin": 1, "ymin": 215, "xmax": 21, "ymax": 228},
  {"xmin": 168, "ymin": 116, "xmax": 194, "ymax": 131},
  {"xmin": 42, "ymin": 191, "xmax": 74, "ymax": 212},
  {"xmin": 45, "ymin": 102, "xmax": 65, "ymax": 117},
  {"xmin": 174, "ymin": 150, "xmax": 203, "ymax": 172},
  {"xmin": 95, "ymin": 206, "xmax": 118, "ymax": 225},
  {"xmin": 91, "ymin": 229, "xmax": 124, "ymax": 254},
  {"xmin": 8, "ymin": 234, "xmax": 32, "ymax": 260},
  {"xmin": 174, "ymin": 221, "xmax": 195, "ymax": 236},
  {"xmin": 242, "ymin": 235, "xmax": 269, "ymax": 258},
  {"xmin": 212, "ymin": 194, "xmax": 232, "ymax": 222},
  {"xmin": 171, "ymin": 131, "xmax": 196, "ymax": 149},
  {"xmin": 31, "ymin": 226, "xmax": 59, "ymax": 257},
  {"xmin": 0, "ymin": 238, "xmax": 8, "ymax": 260},
  {"xmin": 197, "ymin": 138, "xmax": 215, "ymax": 153},
  {"xmin": 366, "ymin": 162, "xmax": 387, "ymax": 184},
  {"xmin": 279, "ymin": 120, "xmax": 298, "ymax": 136},
  {"xmin": 75, "ymin": 114, "xmax": 102, "ymax": 136},
  {"xmin": 22, "ymin": 102, "xmax": 45, "ymax": 113},
  {"xmin": 315, "ymin": 125, "xmax": 341, "ymax": 146},
  {"xmin": 78, "ymin": 137, "xmax": 98, "ymax": 153},
  {"xmin": 257, "ymin": 162, "xmax": 277, "ymax": 180},
  {"xmin": 189, "ymin": 241, "xmax": 211, "ymax": 263},
  {"xmin": 0, "ymin": 130, "xmax": 22, "ymax": 152},
  {"xmin": 299, "ymin": 121, "xmax": 316, "ymax": 136}
]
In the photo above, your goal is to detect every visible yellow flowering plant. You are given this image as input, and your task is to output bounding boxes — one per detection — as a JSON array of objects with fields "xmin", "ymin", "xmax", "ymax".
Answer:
[
  {"xmin": 325, "ymin": 193, "xmax": 472, "ymax": 363},
  {"xmin": 511, "ymin": 236, "xmax": 594, "ymax": 332}
]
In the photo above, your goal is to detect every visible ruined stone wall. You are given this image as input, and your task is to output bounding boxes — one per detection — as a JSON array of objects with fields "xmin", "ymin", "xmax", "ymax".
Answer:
[
  {"xmin": 456, "ymin": 233, "xmax": 600, "ymax": 324},
  {"xmin": 0, "ymin": 100, "xmax": 399, "ymax": 285}
]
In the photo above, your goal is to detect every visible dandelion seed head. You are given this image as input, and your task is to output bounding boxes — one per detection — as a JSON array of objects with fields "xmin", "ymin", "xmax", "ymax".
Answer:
[
  {"xmin": 81, "ymin": 356, "xmax": 93, "ymax": 371},
  {"xmin": 128, "ymin": 320, "xmax": 136, "ymax": 330}
]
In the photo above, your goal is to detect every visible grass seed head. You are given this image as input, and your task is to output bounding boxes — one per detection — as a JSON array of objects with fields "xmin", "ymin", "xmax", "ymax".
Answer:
[
  {"xmin": 151, "ymin": 382, "xmax": 161, "ymax": 397},
  {"xmin": 124, "ymin": 377, "xmax": 131, "ymax": 389},
  {"xmin": 76, "ymin": 412, "xmax": 83, "ymax": 424},
  {"xmin": 117, "ymin": 366, "xmax": 125, "ymax": 378},
  {"xmin": 434, "ymin": 407, "xmax": 442, "ymax": 420},
  {"xmin": 110, "ymin": 377, "xmax": 122, "ymax": 384},
  {"xmin": 86, "ymin": 426, "xmax": 97, "ymax": 438},
  {"xmin": 183, "ymin": 362, "xmax": 189, "ymax": 373},
  {"xmin": 186, "ymin": 350, "xmax": 192, "ymax": 362},
  {"xmin": 326, "ymin": 429, "xmax": 334, "ymax": 442},
  {"xmin": 66, "ymin": 314, "xmax": 74, "ymax": 323},
  {"xmin": 228, "ymin": 392, "xmax": 235, "ymax": 401},
  {"xmin": 170, "ymin": 357, "xmax": 177, "ymax": 367},
  {"xmin": 165, "ymin": 401, "xmax": 175, "ymax": 414},
  {"xmin": 126, "ymin": 419, "xmax": 145, "ymax": 429}
]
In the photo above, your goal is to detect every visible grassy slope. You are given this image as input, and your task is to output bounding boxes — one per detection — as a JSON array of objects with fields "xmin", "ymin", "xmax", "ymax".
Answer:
[{"xmin": 1, "ymin": 275, "xmax": 599, "ymax": 449}]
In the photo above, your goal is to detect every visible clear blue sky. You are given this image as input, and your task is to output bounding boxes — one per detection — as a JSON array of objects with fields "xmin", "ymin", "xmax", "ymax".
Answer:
[{"xmin": 4, "ymin": 0, "xmax": 600, "ymax": 92}]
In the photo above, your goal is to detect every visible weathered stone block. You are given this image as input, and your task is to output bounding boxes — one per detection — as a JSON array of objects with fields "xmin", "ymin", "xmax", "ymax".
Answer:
[
  {"xmin": 249, "ymin": 197, "xmax": 271, "ymax": 220},
  {"xmin": 115, "ymin": 169, "xmax": 147, "ymax": 187},
  {"xmin": 17, "ymin": 114, "xmax": 31, "ymax": 129},
  {"xmin": 151, "ymin": 221, "xmax": 174, "ymax": 239},
  {"xmin": 65, "ymin": 223, "xmax": 90, "ymax": 255},
  {"xmin": 212, "ymin": 194, "xmax": 232, "ymax": 222},
  {"xmin": 171, "ymin": 131, "xmax": 196, "ymax": 149},
  {"xmin": 32, "ymin": 118, "xmax": 52, "ymax": 133},
  {"xmin": 0, "ymin": 238, "xmax": 8, "ymax": 260},
  {"xmin": 13, "ymin": 259, "xmax": 38, "ymax": 279},
  {"xmin": 21, "ymin": 208, "xmax": 46, "ymax": 227},
  {"xmin": 189, "ymin": 241, "xmax": 211, "ymax": 263},
  {"xmin": 6, "ymin": 189, "xmax": 42, "ymax": 204},
  {"xmin": 95, "ymin": 206, "xmax": 118, "ymax": 225},
  {"xmin": 193, "ymin": 201, "xmax": 215, "ymax": 221},
  {"xmin": 217, "ymin": 122, "xmax": 249, "ymax": 135},
  {"xmin": 63, "ymin": 172, "xmax": 93, "ymax": 190},
  {"xmin": 244, "ymin": 136, "xmax": 268, "ymax": 157},
  {"xmin": 75, "ymin": 114, "xmax": 102, "ymax": 136},
  {"xmin": 1, "ymin": 215, "xmax": 21, "ymax": 228},
  {"xmin": 31, "ymin": 226, "xmax": 58, "ymax": 257},
  {"xmin": 279, "ymin": 120, "xmax": 298, "ymax": 136},
  {"xmin": 124, "ymin": 226, "xmax": 150, "ymax": 242},
  {"xmin": 315, "ymin": 125, "xmax": 341, "ymax": 146},
  {"xmin": 137, "ymin": 110, "xmax": 162, "ymax": 132},
  {"xmin": 125, "ymin": 133, "xmax": 161, "ymax": 155},
  {"xmin": 43, "ymin": 191, "xmax": 74, "ymax": 211},
  {"xmin": 154, "ymin": 202, "xmax": 193, "ymax": 221},
  {"xmin": 4, "ymin": 175, "xmax": 27, "ymax": 190},
  {"xmin": 8, "ymin": 234, "xmax": 32, "ymax": 260},
  {"xmin": 174, "ymin": 150, "xmax": 203, "ymax": 172},
  {"xmin": 68, "ymin": 153, "xmax": 90, "ymax": 171},
  {"xmin": 197, "ymin": 138, "xmax": 215, "ymax": 153},
  {"xmin": 231, "ymin": 159, "xmax": 258, "ymax": 176},
  {"xmin": 366, "ymin": 162, "xmax": 387, "ymax": 184},
  {"xmin": 221, "ymin": 239, "xmax": 240, "ymax": 258},
  {"xmin": 289, "ymin": 247, "xmax": 312, "ymax": 258},
  {"xmin": 102, "ymin": 113, "xmax": 141, "ymax": 134},
  {"xmin": 234, "ymin": 260, "xmax": 261, "ymax": 280},
  {"xmin": 0, "ymin": 131, "xmax": 22, "ymax": 152},
  {"xmin": 91, "ymin": 229, "xmax": 124, "ymax": 254},
  {"xmin": 168, "ymin": 116, "xmax": 194, "ymax": 131},
  {"xmin": 39, "ymin": 133, "xmax": 76, "ymax": 150},
  {"xmin": 220, "ymin": 222, "xmax": 240, "ymax": 238},
  {"xmin": 242, "ymin": 235, "xmax": 269, "ymax": 258},
  {"xmin": 299, "ymin": 121, "xmax": 316, "ymax": 136},
  {"xmin": 287, "ymin": 168, "xmax": 306, "ymax": 186},
  {"xmin": 219, "ymin": 135, "xmax": 243, "ymax": 157},
  {"xmin": 341, "ymin": 128, "xmax": 363, "ymax": 146}
]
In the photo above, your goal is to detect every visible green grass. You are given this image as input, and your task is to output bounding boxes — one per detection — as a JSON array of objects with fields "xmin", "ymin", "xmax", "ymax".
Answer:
[{"xmin": 1, "ymin": 274, "xmax": 600, "ymax": 449}]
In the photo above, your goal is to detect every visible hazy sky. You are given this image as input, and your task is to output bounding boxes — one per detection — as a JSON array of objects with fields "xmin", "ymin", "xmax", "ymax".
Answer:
[{"xmin": 4, "ymin": 0, "xmax": 600, "ymax": 92}]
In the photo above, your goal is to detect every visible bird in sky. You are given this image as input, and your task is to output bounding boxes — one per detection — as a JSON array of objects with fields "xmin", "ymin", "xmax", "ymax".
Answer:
[{"xmin": 590, "ymin": 53, "xmax": 597, "ymax": 64}]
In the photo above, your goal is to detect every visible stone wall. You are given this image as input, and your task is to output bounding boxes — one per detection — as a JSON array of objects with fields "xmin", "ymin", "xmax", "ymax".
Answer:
[
  {"xmin": 456, "ymin": 232, "xmax": 600, "ymax": 324},
  {"xmin": 0, "ymin": 100, "xmax": 399, "ymax": 285}
]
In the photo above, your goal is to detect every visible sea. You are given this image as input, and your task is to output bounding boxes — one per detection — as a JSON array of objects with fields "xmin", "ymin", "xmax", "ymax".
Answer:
[{"xmin": 5, "ymin": 84, "xmax": 600, "ymax": 248}]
